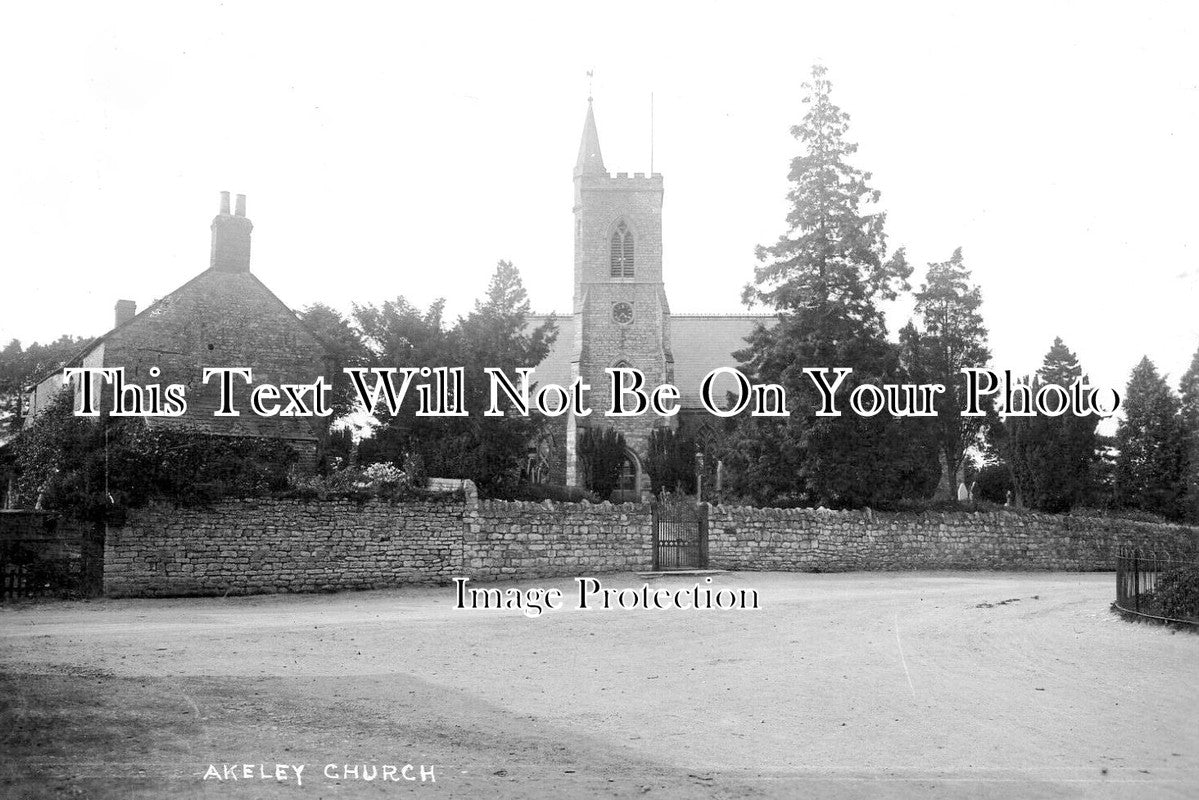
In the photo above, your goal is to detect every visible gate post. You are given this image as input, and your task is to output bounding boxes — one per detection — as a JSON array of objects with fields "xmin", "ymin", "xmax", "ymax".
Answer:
[
  {"xmin": 651, "ymin": 504, "xmax": 660, "ymax": 571},
  {"xmin": 699, "ymin": 505, "xmax": 709, "ymax": 569}
]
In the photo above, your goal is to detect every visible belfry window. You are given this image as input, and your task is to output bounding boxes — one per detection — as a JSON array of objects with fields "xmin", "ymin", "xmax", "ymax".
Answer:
[{"xmin": 610, "ymin": 221, "xmax": 634, "ymax": 278}]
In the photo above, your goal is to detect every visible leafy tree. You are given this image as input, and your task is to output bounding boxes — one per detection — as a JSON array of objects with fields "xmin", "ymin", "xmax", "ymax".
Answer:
[
  {"xmin": 354, "ymin": 261, "xmax": 557, "ymax": 496},
  {"xmin": 577, "ymin": 426, "xmax": 627, "ymax": 500},
  {"xmin": 456, "ymin": 260, "xmax": 558, "ymax": 374},
  {"xmin": 731, "ymin": 63, "xmax": 915, "ymax": 508},
  {"xmin": 353, "ymin": 296, "xmax": 450, "ymax": 369},
  {"xmin": 0, "ymin": 335, "xmax": 93, "ymax": 432},
  {"xmin": 1179, "ymin": 345, "xmax": 1199, "ymax": 522},
  {"xmin": 645, "ymin": 428, "xmax": 696, "ymax": 495},
  {"xmin": 0, "ymin": 338, "xmax": 20, "ymax": 431},
  {"xmin": 298, "ymin": 303, "xmax": 370, "ymax": 422},
  {"xmin": 717, "ymin": 413, "xmax": 807, "ymax": 506},
  {"xmin": 1113, "ymin": 357, "xmax": 1187, "ymax": 519},
  {"xmin": 351, "ymin": 296, "xmax": 450, "ymax": 471},
  {"xmin": 991, "ymin": 338, "xmax": 1099, "ymax": 512},
  {"xmin": 907, "ymin": 248, "xmax": 992, "ymax": 500},
  {"xmin": 973, "ymin": 461, "xmax": 1014, "ymax": 504}
]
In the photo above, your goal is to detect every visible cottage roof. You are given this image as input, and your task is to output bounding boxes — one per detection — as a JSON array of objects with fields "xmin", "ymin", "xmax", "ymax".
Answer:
[{"xmin": 24, "ymin": 269, "xmax": 317, "ymax": 392}]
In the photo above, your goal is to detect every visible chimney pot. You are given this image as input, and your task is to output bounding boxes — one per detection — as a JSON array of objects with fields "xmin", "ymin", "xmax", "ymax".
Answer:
[
  {"xmin": 114, "ymin": 299, "xmax": 137, "ymax": 327},
  {"xmin": 210, "ymin": 192, "xmax": 253, "ymax": 272}
]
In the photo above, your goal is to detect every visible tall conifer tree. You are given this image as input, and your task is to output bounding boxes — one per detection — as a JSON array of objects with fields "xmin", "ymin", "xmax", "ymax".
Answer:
[
  {"xmin": 909, "ymin": 248, "xmax": 991, "ymax": 500},
  {"xmin": 994, "ymin": 339, "xmax": 1101, "ymax": 512},
  {"xmin": 1113, "ymin": 356, "xmax": 1187, "ymax": 519},
  {"xmin": 731, "ymin": 64, "xmax": 915, "ymax": 508}
]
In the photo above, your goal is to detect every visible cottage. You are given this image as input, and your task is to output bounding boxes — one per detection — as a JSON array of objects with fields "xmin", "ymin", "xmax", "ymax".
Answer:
[{"xmin": 22, "ymin": 193, "xmax": 330, "ymax": 466}]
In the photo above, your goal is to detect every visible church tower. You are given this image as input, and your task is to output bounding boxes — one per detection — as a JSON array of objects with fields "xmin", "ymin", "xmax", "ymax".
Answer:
[{"xmin": 565, "ymin": 98, "xmax": 674, "ymax": 491}]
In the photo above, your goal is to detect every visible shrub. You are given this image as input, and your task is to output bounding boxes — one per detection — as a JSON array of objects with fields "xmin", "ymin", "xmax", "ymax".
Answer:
[
  {"xmin": 974, "ymin": 462, "xmax": 1013, "ymax": 504},
  {"xmin": 868, "ymin": 497, "xmax": 1009, "ymax": 514},
  {"xmin": 1155, "ymin": 562, "xmax": 1199, "ymax": 621},
  {"xmin": 317, "ymin": 426, "xmax": 354, "ymax": 475},
  {"xmin": 1069, "ymin": 507, "xmax": 1174, "ymax": 524},
  {"xmin": 359, "ymin": 462, "xmax": 408, "ymax": 488},
  {"xmin": 577, "ymin": 427, "xmax": 627, "ymax": 500},
  {"xmin": 281, "ymin": 460, "xmax": 449, "ymax": 503},
  {"xmin": 402, "ymin": 452, "xmax": 428, "ymax": 488},
  {"xmin": 645, "ymin": 429, "xmax": 696, "ymax": 495}
]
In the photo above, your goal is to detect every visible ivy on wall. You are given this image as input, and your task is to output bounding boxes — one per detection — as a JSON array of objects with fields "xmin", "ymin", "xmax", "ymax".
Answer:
[{"xmin": 10, "ymin": 389, "xmax": 297, "ymax": 522}]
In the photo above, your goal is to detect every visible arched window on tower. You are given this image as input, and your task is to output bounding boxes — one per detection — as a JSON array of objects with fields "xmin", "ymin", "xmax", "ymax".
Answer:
[{"xmin": 610, "ymin": 220, "xmax": 634, "ymax": 278}]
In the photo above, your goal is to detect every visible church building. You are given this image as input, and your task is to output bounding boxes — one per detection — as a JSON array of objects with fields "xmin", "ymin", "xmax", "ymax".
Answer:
[{"xmin": 528, "ymin": 99, "xmax": 774, "ymax": 495}]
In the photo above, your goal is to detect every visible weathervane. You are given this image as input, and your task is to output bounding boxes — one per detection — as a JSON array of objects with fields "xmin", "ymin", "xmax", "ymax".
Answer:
[{"xmin": 587, "ymin": 69, "xmax": 594, "ymax": 101}]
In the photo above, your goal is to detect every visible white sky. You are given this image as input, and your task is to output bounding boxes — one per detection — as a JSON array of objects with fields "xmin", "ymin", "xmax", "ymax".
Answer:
[{"xmin": 2, "ymin": 1, "xmax": 1197, "ymax": 403}]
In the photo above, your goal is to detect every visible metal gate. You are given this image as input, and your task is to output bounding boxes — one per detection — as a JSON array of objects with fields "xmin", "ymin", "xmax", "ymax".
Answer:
[
  {"xmin": 652, "ymin": 502, "xmax": 708, "ymax": 571},
  {"xmin": 1, "ymin": 514, "xmax": 104, "ymax": 599}
]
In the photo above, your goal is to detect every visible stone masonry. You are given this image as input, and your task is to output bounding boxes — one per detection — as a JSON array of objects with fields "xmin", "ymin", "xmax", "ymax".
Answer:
[
  {"xmin": 466, "ymin": 499, "xmax": 652, "ymax": 581},
  {"xmin": 708, "ymin": 506, "xmax": 1199, "ymax": 572},
  {"xmin": 104, "ymin": 498, "xmax": 464, "ymax": 597},
  {"xmin": 101, "ymin": 482, "xmax": 1198, "ymax": 598}
]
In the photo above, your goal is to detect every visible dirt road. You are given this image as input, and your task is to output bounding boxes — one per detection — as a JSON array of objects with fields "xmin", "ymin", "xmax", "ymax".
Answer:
[{"xmin": 2, "ymin": 571, "xmax": 1195, "ymax": 799}]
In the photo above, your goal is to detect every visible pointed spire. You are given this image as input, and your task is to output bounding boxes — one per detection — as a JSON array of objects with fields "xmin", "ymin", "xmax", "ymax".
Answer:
[{"xmin": 575, "ymin": 98, "xmax": 606, "ymax": 177}]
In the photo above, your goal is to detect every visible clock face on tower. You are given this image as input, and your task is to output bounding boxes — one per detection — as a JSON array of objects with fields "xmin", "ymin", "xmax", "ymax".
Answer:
[{"xmin": 612, "ymin": 302, "xmax": 634, "ymax": 324}]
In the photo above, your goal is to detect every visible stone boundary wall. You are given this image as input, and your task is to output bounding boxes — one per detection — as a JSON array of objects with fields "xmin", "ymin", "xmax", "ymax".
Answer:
[
  {"xmin": 102, "ymin": 483, "xmax": 1199, "ymax": 597},
  {"xmin": 708, "ymin": 506, "xmax": 1199, "ymax": 572},
  {"xmin": 466, "ymin": 499, "xmax": 651, "ymax": 581},
  {"xmin": 104, "ymin": 498, "xmax": 464, "ymax": 597}
]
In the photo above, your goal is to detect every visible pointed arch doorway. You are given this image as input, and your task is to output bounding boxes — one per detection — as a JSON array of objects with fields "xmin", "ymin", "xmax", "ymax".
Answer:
[{"xmin": 610, "ymin": 448, "xmax": 643, "ymax": 504}]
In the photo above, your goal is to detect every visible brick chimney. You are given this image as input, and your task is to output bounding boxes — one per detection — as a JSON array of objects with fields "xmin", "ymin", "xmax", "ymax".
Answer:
[
  {"xmin": 114, "ymin": 299, "xmax": 136, "ymax": 327},
  {"xmin": 209, "ymin": 191, "xmax": 253, "ymax": 272}
]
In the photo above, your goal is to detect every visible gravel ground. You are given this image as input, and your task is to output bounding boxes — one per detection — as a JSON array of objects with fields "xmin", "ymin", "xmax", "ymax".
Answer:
[{"xmin": 1, "ymin": 571, "xmax": 1196, "ymax": 799}]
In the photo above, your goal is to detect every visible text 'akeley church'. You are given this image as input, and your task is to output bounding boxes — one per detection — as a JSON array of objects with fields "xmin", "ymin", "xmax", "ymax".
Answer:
[{"xmin": 530, "ymin": 99, "xmax": 773, "ymax": 496}]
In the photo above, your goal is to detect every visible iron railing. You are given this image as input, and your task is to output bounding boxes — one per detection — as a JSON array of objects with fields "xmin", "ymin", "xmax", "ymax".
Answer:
[{"xmin": 1114, "ymin": 547, "xmax": 1199, "ymax": 626}]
